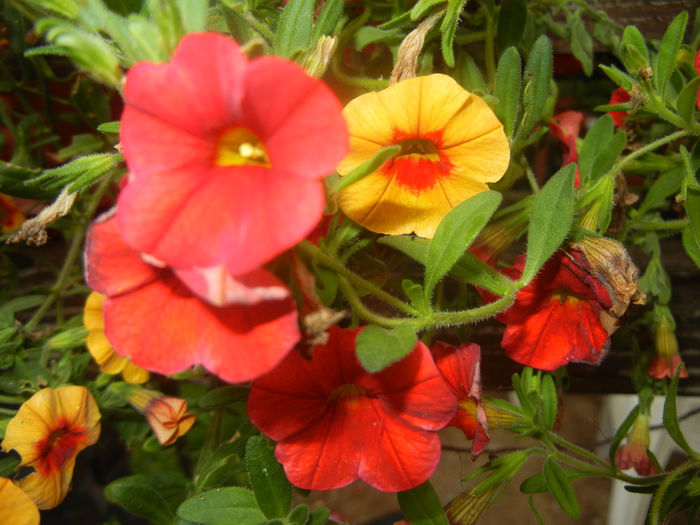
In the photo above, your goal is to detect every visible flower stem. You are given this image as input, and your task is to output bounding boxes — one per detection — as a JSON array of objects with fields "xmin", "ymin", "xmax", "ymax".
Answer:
[
  {"xmin": 338, "ymin": 277, "xmax": 408, "ymax": 328},
  {"xmin": 24, "ymin": 175, "xmax": 113, "ymax": 333},
  {"xmin": 546, "ymin": 430, "xmax": 610, "ymax": 470},
  {"xmin": 602, "ymin": 130, "xmax": 690, "ymax": 181},
  {"xmin": 484, "ymin": 8, "xmax": 496, "ymax": 87},
  {"xmin": 413, "ymin": 293, "xmax": 515, "ymax": 330},
  {"xmin": 631, "ymin": 219, "xmax": 689, "ymax": 231}
]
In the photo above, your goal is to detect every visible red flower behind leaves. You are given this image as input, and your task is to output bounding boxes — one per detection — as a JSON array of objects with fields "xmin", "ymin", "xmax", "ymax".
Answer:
[
  {"xmin": 84, "ymin": 212, "xmax": 300, "ymax": 383},
  {"xmin": 608, "ymin": 88, "xmax": 631, "ymax": 126},
  {"xmin": 117, "ymin": 33, "xmax": 347, "ymax": 276},
  {"xmin": 549, "ymin": 111, "xmax": 584, "ymax": 188},
  {"xmin": 485, "ymin": 251, "xmax": 614, "ymax": 370},
  {"xmin": 695, "ymin": 49, "xmax": 700, "ymax": 109},
  {"xmin": 248, "ymin": 326, "xmax": 457, "ymax": 492},
  {"xmin": 432, "ymin": 342, "xmax": 489, "ymax": 458}
]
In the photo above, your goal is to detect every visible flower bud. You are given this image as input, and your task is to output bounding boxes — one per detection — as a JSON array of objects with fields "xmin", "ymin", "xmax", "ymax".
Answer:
[
  {"xmin": 648, "ymin": 307, "xmax": 688, "ymax": 380},
  {"xmin": 614, "ymin": 412, "xmax": 657, "ymax": 476},
  {"xmin": 123, "ymin": 386, "xmax": 195, "ymax": 446}
]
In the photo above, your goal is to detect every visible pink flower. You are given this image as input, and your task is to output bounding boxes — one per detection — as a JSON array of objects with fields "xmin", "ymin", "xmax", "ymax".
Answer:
[
  {"xmin": 247, "ymin": 326, "xmax": 457, "ymax": 492},
  {"xmin": 615, "ymin": 413, "xmax": 658, "ymax": 476},
  {"xmin": 84, "ymin": 211, "xmax": 300, "ymax": 383},
  {"xmin": 117, "ymin": 33, "xmax": 347, "ymax": 275}
]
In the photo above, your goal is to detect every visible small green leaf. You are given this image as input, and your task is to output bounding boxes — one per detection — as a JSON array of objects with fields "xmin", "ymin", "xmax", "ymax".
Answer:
[
  {"xmin": 520, "ymin": 35, "xmax": 553, "ymax": 136},
  {"xmin": 198, "ymin": 386, "xmax": 248, "ymax": 409},
  {"xmin": 449, "ymin": 252, "xmax": 515, "ymax": 296},
  {"xmin": 578, "ymin": 114, "xmax": 613, "ymax": 184},
  {"xmin": 473, "ymin": 451, "xmax": 529, "ymax": 494},
  {"xmin": 402, "ymin": 279, "xmax": 428, "ymax": 312},
  {"xmin": 675, "ymin": 77, "xmax": 700, "ymax": 126},
  {"xmin": 397, "ymin": 481, "xmax": 449, "ymax": 525},
  {"xmin": 654, "ymin": 11, "xmax": 687, "ymax": 95},
  {"xmin": 540, "ymin": 374, "xmax": 557, "ymax": 430},
  {"xmin": 663, "ymin": 366, "xmax": 699, "ymax": 459},
  {"xmin": 682, "ymin": 226, "xmax": 700, "ymax": 268},
  {"xmin": 26, "ymin": 0, "xmax": 78, "ymax": 18},
  {"xmin": 637, "ymin": 167, "xmax": 683, "ymax": 216},
  {"xmin": 287, "ymin": 504, "xmax": 310, "ymax": 525},
  {"xmin": 356, "ymin": 324, "xmax": 417, "ymax": 373},
  {"xmin": 440, "ymin": 0, "xmax": 465, "ymax": 67},
  {"xmin": 590, "ymin": 130, "xmax": 626, "ymax": 181},
  {"xmin": 619, "ymin": 25, "xmax": 649, "ymax": 72},
  {"xmin": 457, "ymin": 53, "xmax": 487, "ymax": 93},
  {"xmin": 684, "ymin": 185, "xmax": 700, "ymax": 247},
  {"xmin": 543, "ymin": 459, "xmax": 580, "ymax": 517},
  {"xmin": 424, "ymin": 191, "xmax": 502, "ymax": 302},
  {"xmin": 105, "ymin": 476, "xmax": 179, "ymax": 525},
  {"xmin": 308, "ymin": 507, "xmax": 331, "ymax": 525},
  {"xmin": 97, "ymin": 121, "xmax": 120, "ymax": 133},
  {"xmin": 274, "ymin": 0, "xmax": 315, "ymax": 58},
  {"xmin": 245, "ymin": 436, "xmax": 292, "ymax": 519},
  {"xmin": 353, "ymin": 26, "xmax": 401, "ymax": 50},
  {"xmin": 609, "ymin": 405, "xmax": 639, "ymax": 467},
  {"xmin": 496, "ymin": 0, "xmax": 526, "ymax": 53},
  {"xmin": 521, "ymin": 469, "xmax": 587, "ymax": 494},
  {"xmin": 568, "ymin": 10, "xmax": 593, "ymax": 76},
  {"xmin": 599, "ymin": 64, "xmax": 635, "ymax": 91},
  {"xmin": 334, "ymin": 145, "xmax": 400, "ymax": 193},
  {"xmin": 312, "ymin": 0, "xmax": 344, "ymax": 39},
  {"xmin": 177, "ymin": 0, "xmax": 208, "ymax": 33},
  {"xmin": 494, "ymin": 46, "xmax": 522, "ymax": 138},
  {"xmin": 520, "ymin": 164, "xmax": 576, "ymax": 285},
  {"xmin": 177, "ymin": 487, "xmax": 266, "ymax": 525},
  {"xmin": 410, "ymin": 0, "xmax": 446, "ymax": 21}
]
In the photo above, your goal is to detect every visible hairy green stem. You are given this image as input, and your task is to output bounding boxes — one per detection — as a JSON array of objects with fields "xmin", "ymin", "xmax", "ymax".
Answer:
[
  {"xmin": 602, "ymin": 130, "xmax": 690, "ymax": 181},
  {"xmin": 338, "ymin": 277, "xmax": 408, "ymax": 328},
  {"xmin": 484, "ymin": 8, "xmax": 496, "ymax": 87},
  {"xmin": 631, "ymin": 219, "xmax": 689, "ymax": 231}
]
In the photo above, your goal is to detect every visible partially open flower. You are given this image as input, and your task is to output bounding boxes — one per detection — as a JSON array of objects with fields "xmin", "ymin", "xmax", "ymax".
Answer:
[
  {"xmin": 648, "ymin": 308, "xmax": 688, "ymax": 380},
  {"xmin": 337, "ymin": 74, "xmax": 509, "ymax": 238},
  {"xmin": 615, "ymin": 412, "xmax": 658, "ymax": 476},
  {"xmin": 1, "ymin": 386, "xmax": 101, "ymax": 509},
  {"xmin": 0, "ymin": 478, "xmax": 39, "ymax": 525},
  {"xmin": 83, "ymin": 291, "xmax": 149, "ymax": 384},
  {"xmin": 248, "ymin": 326, "xmax": 457, "ymax": 492},
  {"xmin": 125, "ymin": 387, "xmax": 195, "ymax": 446}
]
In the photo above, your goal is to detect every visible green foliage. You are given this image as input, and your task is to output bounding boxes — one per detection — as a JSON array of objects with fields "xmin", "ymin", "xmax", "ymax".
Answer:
[
  {"xmin": 397, "ymin": 481, "xmax": 450, "ymax": 525},
  {"xmin": 177, "ymin": 487, "xmax": 267, "ymax": 525},
  {"xmin": 245, "ymin": 436, "xmax": 292, "ymax": 519},
  {"xmin": 356, "ymin": 324, "xmax": 418, "ymax": 373}
]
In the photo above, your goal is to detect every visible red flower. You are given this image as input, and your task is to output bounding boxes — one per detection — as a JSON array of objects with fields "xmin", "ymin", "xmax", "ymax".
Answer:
[
  {"xmin": 695, "ymin": 49, "xmax": 700, "ymax": 109},
  {"xmin": 487, "ymin": 251, "xmax": 614, "ymax": 370},
  {"xmin": 84, "ymin": 211, "xmax": 300, "ymax": 383},
  {"xmin": 648, "ymin": 312, "xmax": 688, "ymax": 380},
  {"xmin": 247, "ymin": 326, "xmax": 457, "ymax": 492},
  {"xmin": 608, "ymin": 88, "xmax": 631, "ymax": 126},
  {"xmin": 549, "ymin": 111, "xmax": 584, "ymax": 187},
  {"xmin": 614, "ymin": 413, "xmax": 658, "ymax": 476},
  {"xmin": 117, "ymin": 32, "xmax": 347, "ymax": 276},
  {"xmin": 432, "ymin": 342, "xmax": 489, "ymax": 457}
]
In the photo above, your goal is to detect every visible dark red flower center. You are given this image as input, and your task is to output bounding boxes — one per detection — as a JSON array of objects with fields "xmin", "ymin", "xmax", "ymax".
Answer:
[
  {"xmin": 35, "ymin": 417, "xmax": 86, "ymax": 476},
  {"xmin": 381, "ymin": 130, "xmax": 454, "ymax": 194},
  {"xmin": 214, "ymin": 127, "xmax": 270, "ymax": 168},
  {"xmin": 330, "ymin": 384, "xmax": 367, "ymax": 405}
]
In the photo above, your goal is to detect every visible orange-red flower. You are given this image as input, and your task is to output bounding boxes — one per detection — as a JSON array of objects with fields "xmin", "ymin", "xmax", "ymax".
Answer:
[
  {"xmin": 486, "ymin": 251, "xmax": 614, "ymax": 370},
  {"xmin": 1, "ymin": 386, "xmax": 101, "ymax": 509},
  {"xmin": 615, "ymin": 412, "xmax": 658, "ymax": 476},
  {"xmin": 695, "ymin": 49, "xmax": 700, "ymax": 109},
  {"xmin": 608, "ymin": 88, "xmax": 631, "ymax": 126},
  {"xmin": 0, "ymin": 194, "xmax": 24, "ymax": 233},
  {"xmin": 83, "ymin": 291, "xmax": 150, "ymax": 384},
  {"xmin": 0, "ymin": 478, "xmax": 39, "ymax": 525},
  {"xmin": 84, "ymin": 211, "xmax": 300, "ymax": 383},
  {"xmin": 648, "ymin": 310, "xmax": 688, "ymax": 380},
  {"xmin": 248, "ymin": 326, "xmax": 457, "ymax": 492},
  {"xmin": 337, "ymin": 74, "xmax": 509, "ymax": 238},
  {"xmin": 549, "ymin": 111, "xmax": 584, "ymax": 187},
  {"xmin": 125, "ymin": 387, "xmax": 195, "ymax": 445},
  {"xmin": 116, "ymin": 32, "xmax": 347, "ymax": 276},
  {"xmin": 432, "ymin": 342, "xmax": 489, "ymax": 458}
]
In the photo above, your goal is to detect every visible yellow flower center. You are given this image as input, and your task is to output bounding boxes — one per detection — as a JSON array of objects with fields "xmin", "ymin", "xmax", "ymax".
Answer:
[
  {"xmin": 215, "ymin": 127, "xmax": 270, "ymax": 167},
  {"xmin": 396, "ymin": 137, "xmax": 441, "ymax": 162},
  {"xmin": 330, "ymin": 384, "xmax": 367, "ymax": 407}
]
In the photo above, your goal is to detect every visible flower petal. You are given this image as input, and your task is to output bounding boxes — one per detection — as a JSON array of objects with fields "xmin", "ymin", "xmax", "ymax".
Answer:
[{"xmin": 0, "ymin": 478, "xmax": 39, "ymax": 524}]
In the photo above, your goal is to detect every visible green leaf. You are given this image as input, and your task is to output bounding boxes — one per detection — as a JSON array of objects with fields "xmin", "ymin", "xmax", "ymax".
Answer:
[
  {"xmin": 274, "ymin": 0, "xmax": 315, "ymax": 58},
  {"xmin": 0, "ymin": 295, "xmax": 46, "ymax": 316},
  {"xmin": 195, "ymin": 441, "xmax": 249, "ymax": 492},
  {"xmin": 105, "ymin": 476, "xmax": 179, "ymax": 525},
  {"xmin": 198, "ymin": 386, "xmax": 248, "ymax": 409},
  {"xmin": 410, "ymin": 0, "xmax": 446, "ymax": 21},
  {"xmin": 654, "ymin": 11, "xmax": 687, "ymax": 96},
  {"xmin": 609, "ymin": 405, "xmax": 639, "ymax": 467},
  {"xmin": 402, "ymin": 279, "xmax": 428, "ymax": 312},
  {"xmin": 496, "ymin": 0, "xmax": 526, "ymax": 53},
  {"xmin": 578, "ymin": 115, "xmax": 613, "ymax": 184},
  {"xmin": 520, "ymin": 469, "xmax": 587, "ymax": 494},
  {"xmin": 520, "ymin": 35, "xmax": 553, "ymax": 136},
  {"xmin": 473, "ymin": 451, "xmax": 529, "ymax": 494},
  {"xmin": 590, "ymin": 130, "xmax": 626, "ymax": 182},
  {"xmin": 308, "ymin": 507, "xmax": 331, "ymax": 525},
  {"xmin": 356, "ymin": 324, "xmax": 418, "ymax": 373},
  {"xmin": 568, "ymin": 10, "xmax": 593, "ymax": 76},
  {"xmin": 663, "ymin": 366, "xmax": 699, "ymax": 459},
  {"xmin": 25, "ymin": 0, "xmax": 78, "ymax": 18},
  {"xmin": 440, "ymin": 0, "xmax": 465, "ymax": 68},
  {"xmin": 543, "ymin": 459, "xmax": 580, "ymax": 517},
  {"xmin": 599, "ymin": 64, "xmax": 635, "ymax": 91},
  {"xmin": 353, "ymin": 26, "xmax": 401, "ymax": 50},
  {"xmin": 312, "ymin": 0, "xmax": 343, "ymax": 39},
  {"xmin": 245, "ymin": 436, "xmax": 292, "ymax": 519},
  {"xmin": 457, "ymin": 53, "xmax": 487, "ymax": 93},
  {"xmin": 675, "ymin": 76, "xmax": 700, "ymax": 126},
  {"xmin": 637, "ymin": 167, "xmax": 683, "ymax": 216},
  {"xmin": 520, "ymin": 164, "xmax": 576, "ymax": 285},
  {"xmin": 177, "ymin": 487, "xmax": 266, "ymax": 525},
  {"xmin": 494, "ymin": 46, "xmax": 522, "ymax": 138},
  {"xmin": 682, "ymin": 226, "xmax": 700, "ymax": 268},
  {"xmin": 334, "ymin": 145, "xmax": 400, "ymax": 193},
  {"xmin": 177, "ymin": 0, "xmax": 208, "ymax": 33},
  {"xmin": 424, "ymin": 191, "xmax": 502, "ymax": 302},
  {"xmin": 647, "ymin": 462, "xmax": 699, "ymax": 525},
  {"xmin": 397, "ymin": 481, "xmax": 449, "ymax": 525},
  {"xmin": 97, "ymin": 121, "xmax": 120, "ymax": 133},
  {"xmin": 287, "ymin": 504, "xmax": 310, "ymax": 525},
  {"xmin": 540, "ymin": 374, "xmax": 557, "ymax": 430},
  {"xmin": 619, "ymin": 25, "xmax": 649, "ymax": 72}
]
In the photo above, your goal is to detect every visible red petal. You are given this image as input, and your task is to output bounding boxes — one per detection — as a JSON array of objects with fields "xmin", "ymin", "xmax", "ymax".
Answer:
[
  {"xmin": 432, "ymin": 341, "xmax": 481, "ymax": 401},
  {"xmin": 241, "ymin": 57, "xmax": 347, "ymax": 179},
  {"xmin": 85, "ymin": 211, "xmax": 162, "ymax": 296}
]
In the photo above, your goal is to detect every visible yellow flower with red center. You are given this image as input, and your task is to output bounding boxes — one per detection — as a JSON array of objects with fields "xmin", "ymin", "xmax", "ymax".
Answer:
[
  {"xmin": 1, "ymin": 386, "xmax": 101, "ymax": 509},
  {"xmin": 0, "ymin": 478, "xmax": 39, "ymax": 525},
  {"xmin": 83, "ymin": 291, "xmax": 150, "ymax": 384},
  {"xmin": 338, "ymin": 74, "xmax": 510, "ymax": 238}
]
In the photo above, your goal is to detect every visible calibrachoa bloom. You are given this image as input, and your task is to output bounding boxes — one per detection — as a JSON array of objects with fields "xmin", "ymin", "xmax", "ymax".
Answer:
[
  {"xmin": 0, "ymin": 478, "xmax": 39, "ymax": 525},
  {"xmin": 695, "ymin": 49, "xmax": 700, "ymax": 109},
  {"xmin": 125, "ymin": 387, "xmax": 195, "ymax": 446},
  {"xmin": 1, "ymin": 386, "xmax": 101, "ymax": 509},
  {"xmin": 337, "ymin": 74, "xmax": 509, "ymax": 238},
  {"xmin": 432, "ymin": 342, "xmax": 489, "ymax": 458},
  {"xmin": 488, "ymin": 251, "xmax": 616, "ymax": 370},
  {"xmin": 83, "ymin": 291, "xmax": 150, "ymax": 384},
  {"xmin": 608, "ymin": 88, "xmax": 631, "ymax": 126},
  {"xmin": 248, "ymin": 326, "xmax": 457, "ymax": 492},
  {"xmin": 549, "ymin": 110, "xmax": 584, "ymax": 187},
  {"xmin": 615, "ymin": 412, "xmax": 658, "ymax": 476},
  {"xmin": 0, "ymin": 194, "xmax": 24, "ymax": 233},
  {"xmin": 84, "ymin": 211, "xmax": 300, "ymax": 383},
  {"xmin": 117, "ymin": 32, "xmax": 347, "ymax": 275},
  {"xmin": 648, "ymin": 309, "xmax": 688, "ymax": 380}
]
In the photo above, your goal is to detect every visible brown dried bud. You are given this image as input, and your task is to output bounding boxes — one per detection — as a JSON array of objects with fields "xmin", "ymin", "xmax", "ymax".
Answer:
[
  {"xmin": 638, "ymin": 67, "xmax": 653, "ymax": 82},
  {"xmin": 570, "ymin": 236, "xmax": 645, "ymax": 318}
]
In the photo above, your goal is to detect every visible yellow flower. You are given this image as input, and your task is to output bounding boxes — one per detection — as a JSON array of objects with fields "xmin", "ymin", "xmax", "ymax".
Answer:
[
  {"xmin": 0, "ymin": 478, "xmax": 40, "ymax": 525},
  {"xmin": 1, "ymin": 386, "xmax": 101, "ymax": 509},
  {"xmin": 338, "ymin": 74, "xmax": 510, "ymax": 238},
  {"xmin": 83, "ymin": 291, "xmax": 149, "ymax": 384},
  {"xmin": 126, "ymin": 387, "xmax": 196, "ymax": 446}
]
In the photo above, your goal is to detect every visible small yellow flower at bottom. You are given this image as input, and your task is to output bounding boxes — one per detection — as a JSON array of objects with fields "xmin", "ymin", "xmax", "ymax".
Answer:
[
  {"xmin": 0, "ymin": 478, "xmax": 40, "ymax": 525},
  {"xmin": 84, "ymin": 291, "xmax": 150, "ymax": 384}
]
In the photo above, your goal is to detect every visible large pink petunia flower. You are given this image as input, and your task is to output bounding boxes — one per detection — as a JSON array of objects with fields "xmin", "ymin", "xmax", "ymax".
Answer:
[
  {"xmin": 84, "ymin": 212, "xmax": 300, "ymax": 383},
  {"xmin": 117, "ymin": 32, "xmax": 348, "ymax": 275},
  {"xmin": 247, "ymin": 326, "xmax": 457, "ymax": 492}
]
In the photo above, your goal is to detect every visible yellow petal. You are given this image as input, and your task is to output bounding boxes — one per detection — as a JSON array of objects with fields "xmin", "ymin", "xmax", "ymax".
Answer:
[
  {"xmin": 0, "ymin": 478, "xmax": 40, "ymax": 524},
  {"xmin": 83, "ymin": 292, "xmax": 105, "ymax": 331},
  {"xmin": 17, "ymin": 458, "xmax": 76, "ymax": 510},
  {"xmin": 122, "ymin": 361, "xmax": 150, "ymax": 384}
]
